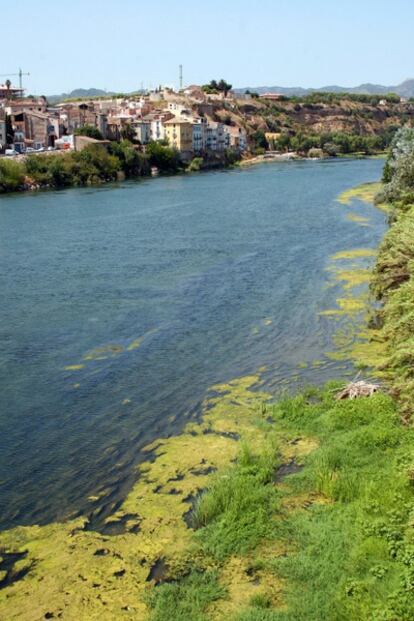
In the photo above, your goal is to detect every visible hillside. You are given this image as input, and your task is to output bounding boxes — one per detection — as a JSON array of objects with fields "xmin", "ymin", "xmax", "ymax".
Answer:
[{"xmin": 204, "ymin": 93, "xmax": 414, "ymax": 153}]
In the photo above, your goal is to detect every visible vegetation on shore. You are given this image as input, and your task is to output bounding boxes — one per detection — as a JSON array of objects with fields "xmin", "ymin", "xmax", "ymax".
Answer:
[
  {"xmin": 0, "ymin": 140, "xmax": 242, "ymax": 194},
  {"xmin": 369, "ymin": 127, "xmax": 414, "ymax": 419},
  {"xmin": 0, "ymin": 141, "xmax": 181, "ymax": 193},
  {"xmin": 2, "ymin": 371, "xmax": 414, "ymax": 621}
]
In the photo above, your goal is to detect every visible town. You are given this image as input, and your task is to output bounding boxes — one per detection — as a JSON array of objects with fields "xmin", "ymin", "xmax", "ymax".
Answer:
[{"xmin": 0, "ymin": 78, "xmax": 250, "ymax": 160}]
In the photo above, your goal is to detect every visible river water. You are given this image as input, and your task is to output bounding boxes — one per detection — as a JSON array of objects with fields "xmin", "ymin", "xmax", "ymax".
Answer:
[{"xmin": 0, "ymin": 158, "xmax": 386, "ymax": 530}]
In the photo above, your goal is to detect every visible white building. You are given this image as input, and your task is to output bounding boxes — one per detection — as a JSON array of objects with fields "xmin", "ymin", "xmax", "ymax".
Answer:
[
  {"xmin": 224, "ymin": 126, "xmax": 247, "ymax": 152},
  {"xmin": 132, "ymin": 119, "xmax": 151, "ymax": 144},
  {"xmin": 144, "ymin": 112, "xmax": 174, "ymax": 142},
  {"xmin": 193, "ymin": 119, "xmax": 205, "ymax": 153},
  {"xmin": 167, "ymin": 101, "xmax": 191, "ymax": 117},
  {"xmin": 204, "ymin": 121, "xmax": 228, "ymax": 152}
]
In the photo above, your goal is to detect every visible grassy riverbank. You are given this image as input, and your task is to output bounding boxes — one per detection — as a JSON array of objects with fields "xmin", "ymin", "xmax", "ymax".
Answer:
[{"xmin": 1, "ymin": 375, "xmax": 413, "ymax": 621}]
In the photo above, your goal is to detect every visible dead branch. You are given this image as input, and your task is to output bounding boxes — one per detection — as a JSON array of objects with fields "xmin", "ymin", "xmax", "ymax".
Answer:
[{"xmin": 335, "ymin": 380, "xmax": 380, "ymax": 400}]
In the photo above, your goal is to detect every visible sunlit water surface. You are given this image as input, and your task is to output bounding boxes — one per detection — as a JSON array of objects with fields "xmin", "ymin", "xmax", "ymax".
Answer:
[{"xmin": 0, "ymin": 158, "xmax": 386, "ymax": 529}]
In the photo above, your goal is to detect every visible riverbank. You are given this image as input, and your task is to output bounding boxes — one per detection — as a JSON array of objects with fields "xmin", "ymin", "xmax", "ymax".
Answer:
[
  {"xmin": 0, "ymin": 141, "xmax": 242, "ymax": 195},
  {"xmin": 1, "ymin": 140, "xmax": 387, "ymax": 196},
  {"xmin": 1, "ymin": 378, "xmax": 413, "ymax": 620}
]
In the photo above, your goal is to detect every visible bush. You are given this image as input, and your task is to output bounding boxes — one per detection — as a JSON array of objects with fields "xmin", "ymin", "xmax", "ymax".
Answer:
[
  {"xmin": 146, "ymin": 141, "xmax": 182, "ymax": 172},
  {"xmin": 187, "ymin": 157, "xmax": 204, "ymax": 172},
  {"xmin": 74, "ymin": 124, "xmax": 104, "ymax": 140},
  {"xmin": 308, "ymin": 148, "xmax": 324, "ymax": 159},
  {"xmin": 109, "ymin": 140, "xmax": 150, "ymax": 177},
  {"xmin": 0, "ymin": 159, "xmax": 25, "ymax": 192}
]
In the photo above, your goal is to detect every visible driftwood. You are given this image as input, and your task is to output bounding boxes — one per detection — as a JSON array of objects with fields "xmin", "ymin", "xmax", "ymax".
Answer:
[{"xmin": 335, "ymin": 380, "xmax": 380, "ymax": 400}]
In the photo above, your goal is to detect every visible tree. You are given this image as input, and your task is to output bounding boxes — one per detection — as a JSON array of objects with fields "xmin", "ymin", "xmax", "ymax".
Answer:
[
  {"xmin": 109, "ymin": 140, "xmax": 150, "ymax": 177},
  {"xmin": 217, "ymin": 79, "xmax": 232, "ymax": 98},
  {"xmin": 120, "ymin": 124, "xmax": 136, "ymax": 142},
  {"xmin": 145, "ymin": 141, "xmax": 181, "ymax": 172},
  {"xmin": 202, "ymin": 79, "xmax": 232, "ymax": 97},
  {"xmin": 74, "ymin": 125, "xmax": 103, "ymax": 140},
  {"xmin": 252, "ymin": 130, "xmax": 269, "ymax": 151},
  {"xmin": 5, "ymin": 114, "xmax": 14, "ymax": 145}
]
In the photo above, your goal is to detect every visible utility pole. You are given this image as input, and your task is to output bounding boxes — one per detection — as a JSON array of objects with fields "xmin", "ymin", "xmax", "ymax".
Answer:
[
  {"xmin": 179, "ymin": 65, "xmax": 183, "ymax": 91},
  {"xmin": 18, "ymin": 68, "xmax": 30, "ymax": 91}
]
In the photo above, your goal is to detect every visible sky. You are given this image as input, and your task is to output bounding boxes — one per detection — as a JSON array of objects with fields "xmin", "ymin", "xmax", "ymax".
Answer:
[{"xmin": 2, "ymin": 0, "xmax": 414, "ymax": 95}]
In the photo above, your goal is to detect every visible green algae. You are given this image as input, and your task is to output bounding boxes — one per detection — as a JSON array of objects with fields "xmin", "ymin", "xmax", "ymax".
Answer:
[
  {"xmin": 127, "ymin": 329, "xmax": 158, "ymax": 351},
  {"xmin": 64, "ymin": 330, "xmax": 159, "ymax": 373},
  {"xmin": 336, "ymin": 182, "xmax": 382, "ymax": 206},
  {"xmin": 322, "ymin": 236, "xmax": 386, "ymax": 373},
  {"xmin": 0, "ymin": 374, "xmax": 286, "ymax": 620},
  {"xmin": 126, "ymin": 337, "xmax": 145, "ymax": 351},
  {"xmin": 329, "ymin": 268, "xmax": 371, "ymax": 290},
  {"xmin": 346, "ymin": 213, "xmax": 370, "ymax": 225},
  {"xmin": 331, "ymin": 248, "xmax": 377, "ymax": 261},
  {"xmin": 64, "ymin": 364, "xmax": 85, "ymax": 371},
  {"xmin": 83, "ymin": 344, "xmax": 124, "ymax": 361}
]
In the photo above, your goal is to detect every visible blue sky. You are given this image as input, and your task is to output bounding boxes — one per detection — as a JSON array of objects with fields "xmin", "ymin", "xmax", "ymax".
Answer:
[{"xmin": 3, "ymin": 0, "xmax": 414, "ymax": 94}]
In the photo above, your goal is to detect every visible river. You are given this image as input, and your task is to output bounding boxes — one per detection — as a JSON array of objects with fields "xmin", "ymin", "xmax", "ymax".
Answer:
[{"xmin": 0, "ymin": 158, "xmax": 386, "ymax": 530}]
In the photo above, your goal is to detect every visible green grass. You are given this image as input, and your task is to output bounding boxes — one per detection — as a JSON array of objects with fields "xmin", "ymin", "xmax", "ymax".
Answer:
[
  {"xmin": 146, "ymin": 570, "xmax": 226, "ymax": 621},
  {"xmin": 262, "ymin": 389, "xmax": 414, "ymax": 621},
  {"xmin": 193, "ymin": 437, "xmax": 281, "ymax": 560},
  {"xmin": 147, "ymin": 386, "xmax": 414, "ymax": 621}
]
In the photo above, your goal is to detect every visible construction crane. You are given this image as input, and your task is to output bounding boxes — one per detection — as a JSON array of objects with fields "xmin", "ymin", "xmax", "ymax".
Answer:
[{"xmin": 0, "ymin": 68, "xmax": 30, "ymax": 92}]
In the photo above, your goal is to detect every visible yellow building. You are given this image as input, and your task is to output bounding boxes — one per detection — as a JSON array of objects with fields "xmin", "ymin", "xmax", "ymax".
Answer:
[{"xmin": 164, "ymin": 117, "xmax": 193, "ymax": 152}]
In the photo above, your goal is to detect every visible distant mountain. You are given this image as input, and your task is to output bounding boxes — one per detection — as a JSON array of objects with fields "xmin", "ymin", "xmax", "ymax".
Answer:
[
  {"xmin": 47, "ymin": 88, "xmax": 114, "ymax": 104},
  {"xmin": 236, "ymin": 79, "xmax": 414, "ymax": 98}
]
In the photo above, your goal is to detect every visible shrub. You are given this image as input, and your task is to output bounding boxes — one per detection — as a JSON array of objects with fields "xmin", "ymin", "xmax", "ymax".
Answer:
[
  {"xmin": 0, "ymin": 159, "xmax": 25, "ymax": 192},
  {"xmin": 187, "ymin": 157, "xmax": 204, "ymax": 172},
  {"xmin": 74, "ymin": 124, "xmax": 104, "ymax": 140},
  {"xmin": 146, "ymin": 141, "xmax": 182, "ymax": 172}
]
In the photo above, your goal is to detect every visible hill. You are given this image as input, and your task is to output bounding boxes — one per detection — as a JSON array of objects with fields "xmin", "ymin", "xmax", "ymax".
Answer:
[
  {"xmin": 47, "ymin": 88, "xmax": 114, "ymax": 104},
  {"xmin": 236, "ymin": 78, "xmax": 414, "ymax": 98}
]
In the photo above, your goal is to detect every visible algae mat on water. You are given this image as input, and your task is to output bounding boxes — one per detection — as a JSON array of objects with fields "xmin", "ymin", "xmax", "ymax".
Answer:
[
  {"xmin": 0, "ymin": 374, "xmax": 313, "ymax": 620},
  {"xmin": 2, "ymin": 377, "xmax": 414, "ymax": 621}
]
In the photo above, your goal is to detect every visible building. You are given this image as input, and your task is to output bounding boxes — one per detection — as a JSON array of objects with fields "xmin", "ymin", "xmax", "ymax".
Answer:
[
  {"xmin": 258, "ymin": 93, "xmax": 284, "ymax": 101},
  {"xmin": 0, "ymin": 109, "xmax": 6, "ymax": 150},
  {"xmin": 5, "ymin": 97, "xmax": 47, "ymax": 115},
  {"xmin": 74, "ymin": 135, "xmax": 111, "ymax": 152},
  {"xmin": 0, "ymin": 83, "xmax": 24, "ymax": 100},
  {"xmin": 24, "ymin": 111, "xmax": 59, "ymax": 149},
  {"xmin": 132, "ymin": 119, "xmax": 151, "ymax": 144},
  {"xmin": 167, "ymin": 101, "xmax": 191, "ymax": 117},
  {"xmin": 143, "ymin": 111, "xmax": 174, "ymax": 142},
  {"xmin": 226, "ymin": 126, "xmax": 248, "ymax": 151},
  {"xmin": 204, "ymin": 121, "xmax": 228, "ymax": 151},
  {"xmin": 164, "ymin": 117, "xmax": 193, "ymax": 153},
  {"xmin": 192, "ymin": 119, "xmax": 205, "ymax": 153}
]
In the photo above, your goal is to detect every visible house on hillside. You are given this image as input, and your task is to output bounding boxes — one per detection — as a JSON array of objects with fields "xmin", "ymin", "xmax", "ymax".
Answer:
[
  {"xmin": 259, "ymin": 93, "xmax": 284, "ymax": 101},
  {"xmin": 164, "ymin": 117, "xmax": 193, "ymax": 154},
  {"xmin": 132, "ymin": 119, "xmax": 151, "ymax": 144},
  {"xmin": 24, "ymin": 110, "xmax": 59, "ymax": 149},
  {"xmin": 226, "ymin": 125, "xmax": 247, "ymax": 151},
  {"xmin": 0, "ymin": 83, "xmax": 24, "ymax": 100}
]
